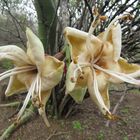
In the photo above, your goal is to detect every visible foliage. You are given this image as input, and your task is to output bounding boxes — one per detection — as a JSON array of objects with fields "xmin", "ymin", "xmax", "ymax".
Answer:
[
  {"xmin": 97, "ymin": 130, "xmax": 105, "ymax": 140},
  {"xmin": 0, "ymin": 59, "xmax": 13, "ymax": 69},
  {"xmin": 72, "ymin": 120, "xmax": 84, "ymax": 130}
]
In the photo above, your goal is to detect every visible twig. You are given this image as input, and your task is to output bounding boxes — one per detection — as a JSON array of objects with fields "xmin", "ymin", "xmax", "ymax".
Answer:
[
  {"xmin": 3, "ymin": 0, "xmax": 26, "ymax": 47},
  {"xmin": 84, "ymin": 0, "xmax": 94, "ymax": 21},
  {"xmin": 105, "ymin": 87, "xmax": 128, "ymax": 127},
  {"xmin": 0, "ymin": 102, "xmax": 20, "ymax": 107},
  {"xmin": 46, "ymin": 130, "xmax": 69, "ymax": 140}
]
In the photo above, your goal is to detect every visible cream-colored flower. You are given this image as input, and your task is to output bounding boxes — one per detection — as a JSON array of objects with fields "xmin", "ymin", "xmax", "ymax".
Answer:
[
  {"xmin": 0, "ymin": 28, "xmax": 64, "ymax": 126},
  {"xmin": 64, "ymin": 14, "xmax": 140, "ymax": 119}
]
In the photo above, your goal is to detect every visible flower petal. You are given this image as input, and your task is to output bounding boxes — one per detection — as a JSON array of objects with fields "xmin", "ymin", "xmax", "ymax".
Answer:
[
  {"xmin": 98, "ymin": 24, "xmax": 122, "ymax": 62},
  {"xmin": 69, "ymin": 87, "xmax": 87, "ymax": 103},
  {"xmin": 41, "ymin": 56, "xmax": 64, "ymax": 91},
  {"xmin": 112, "ymin": 23, "xmax": 122, "ymax": 61},
  {"xmin": 0, "ymin": 45, "xmax": 31, "ymax": 66},
  {"xmin": 17, "ymin": 76, "xmax": 37, "ymax": 119},
  {"xmin": 38, "ymin": 90, "xmax": 51, "ymax": 127},
  {"xmin": 100, "ymin": 85, "xmax": 110, "ymax": 109},
  {"xmin": 64, "ymin": 27, "xmax": 102, "ymax": 60},
  {"xmin": 87, "ymin": 70, "xmax": 110, "ymax": 115},
  {"xmin": 17, "ymin": 71, "xmax": 36, "ymax": 89},
  {"xmin": 118, "ymin": 58, "xmax": 140, "ymax": 76},
  {"xmin": 5, "ymin": 75, "xmax": 27, "ymax": 96},
  {"xmin": 26, "ymin": 28, "xmax": 45, "ymax": 72}
]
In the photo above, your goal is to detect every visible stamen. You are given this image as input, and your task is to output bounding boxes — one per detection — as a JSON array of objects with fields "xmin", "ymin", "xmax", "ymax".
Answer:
[
  {"xmin": 35, "ymin": 74, "xmax": 39, "ymax": 96},
  {"xmin": 0, "ymin": 53, "xmax": 20, "ymax": 62},
  {"xmin": 103, "ymin": 13, "xmax": 132, "ymax": 41},
  {"xmin": 38, "ymin": 76, "xmax": 42, "ymax": 102},
  {"xmin": 86, "ymin": 15, "xmax": 100, "ymax": 56},
  {"xmin": 17, "ymin": 76, "xmax": 37, "ymax": 120},
  {"xmin": 70, "ymin": 77, "xmax": 76, "ymax": 83},
  {"xmin": 93, "ymin": 64, "xmax": 140, "ymax": 85},
  {"xmin": 0, "ymin": 66, "xmax": 36, "ymax": 82}
]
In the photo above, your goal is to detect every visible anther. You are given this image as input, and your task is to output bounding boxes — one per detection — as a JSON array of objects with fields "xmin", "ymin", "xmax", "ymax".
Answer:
[
  {"xmin": 121, "ymin": 14, "xmax": 133, "ymax": 21},
  {"xmin": 32, "ymin": 97, "xmax": 37, "ymax": 103},
  {"xmin": 82, "ymin": 71, "xmax": 85, "ymax": 74},
  {"xmin": 79, "ymin": 75, "xmax": 84, "ymax": 80},
  {"xmin": 70, "ymin": 77, "xmax": 76, "ymax": 83},
  {"xmin": 73, "ymin": 57, "xmax": 78, "ymax": 64},
  {"xmin": 99, "ymin": 16, "xmax": 108, "ymax": 21},
  {"xmin": 39, "ymin": 103, "xmax": 44, "ymax": 108}
]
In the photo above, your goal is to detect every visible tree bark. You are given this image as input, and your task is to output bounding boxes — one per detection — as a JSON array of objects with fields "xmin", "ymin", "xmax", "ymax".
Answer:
[{"xmin": 34, "ymin": 0, "xmax": 57, "ymax": 54}]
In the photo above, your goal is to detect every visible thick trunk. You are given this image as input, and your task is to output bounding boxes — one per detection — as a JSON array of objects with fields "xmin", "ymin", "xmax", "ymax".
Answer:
[{"xmin": 34, "ymin": 0, "xmax": 57, "ymax": 54}]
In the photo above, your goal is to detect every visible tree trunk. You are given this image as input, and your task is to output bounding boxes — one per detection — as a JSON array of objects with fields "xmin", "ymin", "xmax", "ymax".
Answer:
[{"xmin": 34, "ymin": 0, "xmax": 57, "ymax": 54}]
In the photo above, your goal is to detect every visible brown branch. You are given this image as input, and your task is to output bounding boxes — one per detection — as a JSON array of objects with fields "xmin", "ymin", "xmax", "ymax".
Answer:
[
  {"xmin": 3, "ymin": 0, "xmax": 26, "ymax": 47},
  {"xmin": 84, "ymin": 0, "xmax": 93, "ymax": 21}
]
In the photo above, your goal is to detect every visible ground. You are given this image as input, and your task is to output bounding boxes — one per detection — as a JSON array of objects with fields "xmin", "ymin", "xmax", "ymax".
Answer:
[{"xmin": 0, "ymin": 67, "xmax": 140, "ymax": 140}]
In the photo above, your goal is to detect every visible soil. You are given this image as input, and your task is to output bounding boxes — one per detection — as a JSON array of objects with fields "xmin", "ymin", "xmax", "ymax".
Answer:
[{"xmin": 0, "ymin": 68, "xmax": 140, "ymax": 140}]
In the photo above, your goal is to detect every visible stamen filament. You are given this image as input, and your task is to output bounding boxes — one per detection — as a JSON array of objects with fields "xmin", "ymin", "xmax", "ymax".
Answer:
[
  {"xmin": 17, "ymin": 76, "xmax": 37, "ymax": 119},
  {"xmin": 86, "ymin": 15, "xmax": 100, "ymax": 58},
  {"xmin": 0, "ymin": 67, "xmax": 36, "ymax": 82},
  {"xmin": 35, "ymin": 74, "xmax": 39, "ymax": 97},
  {"xmin": 93, "ymin": 64, "xmax": 140, "ymax": 85},
  {"xmin": 0, "ymin": 66, "xmax": 35, "ymax": 77},
  {"xmin": 38, "ymin": 76, "xmax": 42, "ymax": 102},
  {"xmin": 103, "ymin": 13, "xmax": 131, "ymax": 41}
]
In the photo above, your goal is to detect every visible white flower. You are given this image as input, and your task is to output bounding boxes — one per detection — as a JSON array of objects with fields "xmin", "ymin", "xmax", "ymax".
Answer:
[{"xmin": 0, "ymin": 28, "xmax": 64, "ymax": 126}]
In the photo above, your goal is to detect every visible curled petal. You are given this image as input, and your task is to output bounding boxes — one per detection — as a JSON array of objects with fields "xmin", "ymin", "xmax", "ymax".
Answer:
[
  {"xmin": 64, "ymin": 27, "xmax": 102, "ymax": 60},
  {"xmin": 41, "ymin": 56, "xmax": 64, "ymax": 91},
  {"xmin": 87, "ymin": 70, "xmax": 110, "ymax": 115},
  {"xmin": 38, "ymin": 90, "xmax": 51, "ymax": 127},
  {"xmin": 112, "ymin": 23, "xmax": 122, "ymax": 61},
  {"xmin": 100, "ymin": 85, "xmax": 110, "ymax": 109},
  {"xmin": 98, "ymin": 24, "xmax": 122, "ymax": 62},
  {"xmin": 17, "ymin": 76, "xmax": 37, "ymax": 119},
  {"xmin": 0, "ymin": 45, "xmax": 31, "ymax": 66},
  {"xmin": 26, "ymin": 28, "xmax": 45, "ymax": 73}
]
